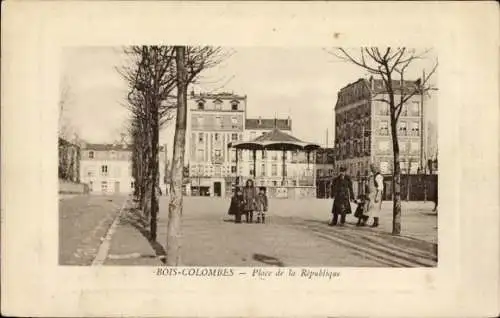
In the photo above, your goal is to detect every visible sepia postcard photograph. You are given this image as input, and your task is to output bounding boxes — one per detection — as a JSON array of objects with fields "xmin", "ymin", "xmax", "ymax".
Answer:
[
  {"xmin": 2, "ymin": 1, "xmax": 499, "ymax": 317},
  {"xmin": 59, "ymin": 46, "xmax": 439, "ymax": 268}
]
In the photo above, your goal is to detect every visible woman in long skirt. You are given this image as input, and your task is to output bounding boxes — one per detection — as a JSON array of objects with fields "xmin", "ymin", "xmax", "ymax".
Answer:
[{"xmin": 242, "ymin": 179, "xmax": 257, "ymax": 223}]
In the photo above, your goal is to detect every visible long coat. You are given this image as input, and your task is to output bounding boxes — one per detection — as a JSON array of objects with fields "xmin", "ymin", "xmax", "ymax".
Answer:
[
  {"xmin": 366, "ymin": 173, "xmax": 383, "ymax": 217},
  {"xmin": 228, "ymin": 194, "xmax": 244, "ymax": 216},
  {"xmin": 331, "ymin": 175, "xmax": 355, "ymax": 215},
  {"xmin": 242, "ymin": 186, "xmax": 257, "ymax": 212}
]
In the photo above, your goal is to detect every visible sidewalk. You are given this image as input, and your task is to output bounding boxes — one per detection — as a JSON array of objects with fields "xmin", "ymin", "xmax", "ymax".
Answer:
[{"xmin": 104, "ymin": 204, "xmax": 164, "ymax": 266}]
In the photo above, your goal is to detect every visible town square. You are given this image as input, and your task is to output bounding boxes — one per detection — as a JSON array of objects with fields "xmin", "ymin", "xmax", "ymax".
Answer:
[{"xmin": 58, "ymin": 46, "xmax": 438, "ymax": 267}]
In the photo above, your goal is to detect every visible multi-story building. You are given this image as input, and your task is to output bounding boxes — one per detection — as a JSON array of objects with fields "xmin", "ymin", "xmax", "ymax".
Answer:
[
  {"xmin": 186, "ymin": 91, "xmax": 247, "ymax": 197},
  {"xmin": 335, "ymin": 77, "xmax": 432, "ymax": 178},
  {"xmin": 185, "ymin": 91, "xmax": 315, "ymax": 198},
  {"xmin": 314, "ymin": 147, "xmax": 336, "ymax": 198},
  {"xmin": 80, "ymin": 141, "xmax": 167, "ymax": 195}
]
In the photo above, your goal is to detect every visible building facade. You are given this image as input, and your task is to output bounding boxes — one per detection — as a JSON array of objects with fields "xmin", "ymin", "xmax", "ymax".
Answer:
[
  {"xmin": 335, "ymin": 77, "xmax": 432, "ymax": 178},
  {"xmin": 314, "ymin": 147, "xmax": 336, "ymax": 198},
  {"xmin": 186, "ymin": 92, "xmax": 247, "ymax": 197},
  {"xmin": 185, "ymin": 91, "xmax": 315, "ymax": 198},
  {"xmin": 80, "ymin": 142, "xmax": 166, "ymax": 195}
]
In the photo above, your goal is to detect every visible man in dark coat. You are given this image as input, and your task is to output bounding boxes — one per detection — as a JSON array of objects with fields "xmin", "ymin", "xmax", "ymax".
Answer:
[{"xmin": 329, "ymin": 167, "xmax": 355, "ymax": 226}]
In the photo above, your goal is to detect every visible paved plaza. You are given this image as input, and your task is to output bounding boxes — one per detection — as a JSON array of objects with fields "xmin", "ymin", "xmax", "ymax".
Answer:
[
  {"xmin": 100, "ymin": 196, "xmax": 437, "ymax": 267},
  {"xmin": 59, "ymin": 194, "xmax": 437, "ymax": 267}
]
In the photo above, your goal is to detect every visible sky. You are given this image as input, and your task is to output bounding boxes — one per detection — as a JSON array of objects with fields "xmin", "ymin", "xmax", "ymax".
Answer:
[{"xmin": 61, "ymin": 47, "xmax": 437, "ymax": 150}]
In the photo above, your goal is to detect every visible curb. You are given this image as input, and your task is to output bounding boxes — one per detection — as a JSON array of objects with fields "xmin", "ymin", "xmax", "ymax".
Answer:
[{"xmin": 91, "ymin": 198, "xmax": 129, "ymax": 266}]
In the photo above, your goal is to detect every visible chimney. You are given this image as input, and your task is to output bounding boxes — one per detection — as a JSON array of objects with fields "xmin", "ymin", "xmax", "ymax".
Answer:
[
  {"xmin": 287, "ymin": 116, "xmax": 291, "ymax": 128},
  {"xmin": 258, "ymin": 116, "xmax": 262, "ymax": 125}
]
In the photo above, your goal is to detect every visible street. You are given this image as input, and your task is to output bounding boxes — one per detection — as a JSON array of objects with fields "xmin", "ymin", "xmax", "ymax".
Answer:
[
  {"xmin": 59, "ymin": 195, "xmax": 127, "ymax": 265},
  {"xmin": 103, "ymin": 196, "xmax": 437, "ymax": 267}
]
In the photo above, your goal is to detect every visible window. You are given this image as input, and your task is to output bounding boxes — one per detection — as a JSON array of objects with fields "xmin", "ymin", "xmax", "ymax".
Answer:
[
  {"xmin": 262, "ymin": 150, "xmax": 267, "ymax": 159},
  {"xmin": 261, "ymin": 163, "xmax": 266, "ymax": 176},
  {"xmin": 101, "ymin": 181, "xmax": 107, "ymax": 192},
  {"xmin": 379, "ymin": 121, "xmax": 389, "ymax": 135},
  {"xmin": 250, "ymin": 131, "xmax": 256, "ymax": 140},
  {"xmin": 197, "ymin": 101, "xmax": 205, "ymax": 110},
  {"xmin": 231, "ymin": 166, "xmax": 237, "ymax": 173},
  {"xmin": 410, "ymin": 141, "xmax": 420, "ymax": 153},
  {"xmin": 399, "ymin": 141, "xmax": 407, "ymax": 152},
  {"xmin": 380, "ymin": 161, "xmax": 390, "ymax": 174},
  {"xmin": 231, "ymin": 133, "xmax": 238, "ymax": 141},
  {"xmin": 249, "ymin": 168, "xmax": 255, "ymax": 176},
  {"xmin": 271, "ymin": 164, "xmax": 277, "ymax": 176},
  {"xmin": 410, "ymin": 101, "xmax": 420, "ymax": 116},
  {"xmin": 400, "ymin": 160, "xmax": 408, "ymax": 172},
  {"xmin": 214, "ymin": 100, "xmax": 222, "ymax": 110},
  {"xmin": 378, "ymin": 140, "xmax": 389, "ymax": 151},
  {"xmin": 398, "ymin": 122, "xmax": 407, "ymax": 135},
  {"xmin": 197, "ymin": 117, "xmax": 204, "ymax": 127},
  {"xmin": 231, "ymin": 117, "xmax": 238, "ymax": 128},
  {"xmin": 110, "ymin": 151, "xmax": 116, "ymax": 159},
  {"xmin": 214, "ymin": 133, "xmax": 220, "ymax": 141},
  {"xmin": 215, "ymin": 116, "xmax": 222, "ymax": 128},
  {"xmin": 131, "ymin": 181, "xmax": 135, "ymax": 189},
  {"xmin": 198, "ymin": 133, "xmax": 204, "ymax": 143},
  {"xmin": 101, "ymin": 165, "xmax": 108, "ymax": 176},
  {"xmin": 378, "ymin": 103, "xmax": 389, "ymax": 116},
  {"xmin": 231, "ymin": 102, "xmax": 238, "ymax": 111},
  {"xmin": 214, "ymin": 149, "xmax": 222, "ymax": 159},
  {"xmin": 410, "ymin": 122, "xmax": 420, "ymax": 136},
  {"xmin": 89, "ymin": 181, "xmax": 93, "ymax": 192},
  {"xmin": 197, "ymin": 149, "xmax": 204, "ymax": 161},
  {"xmin": 231, "ymin": 149, "xmax": 237, "ymax": 162},
  {"xmin": 271, "ymin": 151, "xmax": 277, "ymax": 160},
  {"xmin": 88, "ymin": 151, "xmax": 94, "ymax": 159},
  {"xmin": 400, "ymin": 104, "xmax": 408, "ymax": 116}
]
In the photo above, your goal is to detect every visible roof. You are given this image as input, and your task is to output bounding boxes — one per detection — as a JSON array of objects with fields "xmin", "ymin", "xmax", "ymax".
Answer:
[
  {"xmin": 253, "ymin": 128, "xmax": 302, "ymax": 143},
  {"xmin": 336, "ymin": 77, "xmax": 421, "ymax": 109},
  {"xmin": 82, "ymin": 144, "xmax": 133, "ymax": 151},
  {"xmin": 191, "ymin": 91, "xmax": 246, "ymax": 101},
  {"xmin": 82, "ymin": 143, "xmax": 166, "ymax": 152},
  {"xmin": 245, "ymin": 118, "xmax": 292, "ymax": 130}
]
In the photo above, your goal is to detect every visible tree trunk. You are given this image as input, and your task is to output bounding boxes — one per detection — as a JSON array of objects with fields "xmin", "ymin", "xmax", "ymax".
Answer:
[
  {"xmin": 166, "ymin": 46, "xmax": 187, "ymax": 266},
  {"xmin": 390, "ymin": 118, "xmax": 402, "ymax": 235},
  {"xmin": 150, "ymin": 105, "xmax": 160, "ymax": 241}
]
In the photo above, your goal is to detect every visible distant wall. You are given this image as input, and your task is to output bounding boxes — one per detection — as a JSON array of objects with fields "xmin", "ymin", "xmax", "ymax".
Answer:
[{"xmin": 59, "ymin": 179, "xmax": 89, "ymax": 194}]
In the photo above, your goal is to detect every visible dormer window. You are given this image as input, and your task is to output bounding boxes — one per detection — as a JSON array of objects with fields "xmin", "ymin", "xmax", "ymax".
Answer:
[
  {"xmin": 88, "ymin": 151, "xmax": 94, "ymax": 159},
  {"xmin": 230, "ymin": 100, "xmax": 239, "ymax": 111},
  {"xmin": 213, "ymin": 99, "xmax": 222, "ymax": 110}
]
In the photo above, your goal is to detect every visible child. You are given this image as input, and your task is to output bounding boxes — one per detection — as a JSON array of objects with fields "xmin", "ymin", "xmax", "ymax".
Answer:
[
  {"xmin": 228, "ymin": 187, "xmax": 244, "ymax": 223},
  {"xmin": 354, "ymin": 194, "xmax": 369, "ymax": 226},
  {"xmin": 255, "ymin": 187, "xmax": 269, "ymax": 224}
]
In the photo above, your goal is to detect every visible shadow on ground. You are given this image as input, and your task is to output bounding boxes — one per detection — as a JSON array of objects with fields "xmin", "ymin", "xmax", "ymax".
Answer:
[
  {"xmin": 252, "ymin": 253, "xmax": 285, "ymax": 267},
  {"xmin": 119, "ymin": 207, "xmax": 167, "ymax": 264}
]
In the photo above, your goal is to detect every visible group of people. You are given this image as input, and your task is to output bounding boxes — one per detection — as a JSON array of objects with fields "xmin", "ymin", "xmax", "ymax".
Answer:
[
  {"xmin": 226, "ymin": 164, "xmax": 384, "ymax": 227},
  {"xmin": 330, "ymin": 164, "xmax": 384, "ymax": 228},
  {"xmin": 228, "ymin": 179, "xmax": 269, "ymax": 224}
]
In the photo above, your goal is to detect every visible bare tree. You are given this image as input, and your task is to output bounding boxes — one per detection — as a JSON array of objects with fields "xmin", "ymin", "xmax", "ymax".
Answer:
[
  {"xmin": 119, "ymin": 45, "xmax": 229, "ymax": 254},
  {"xmin": 328, "ymin": 47, "xmax": 437, "ymax": 235},
  {"xmin": 166, "ymin": 46, "xmax": 228, "ymax": 266}
]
